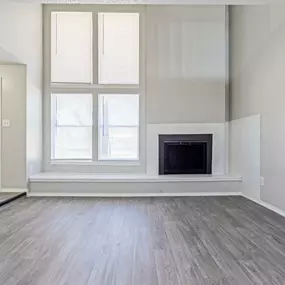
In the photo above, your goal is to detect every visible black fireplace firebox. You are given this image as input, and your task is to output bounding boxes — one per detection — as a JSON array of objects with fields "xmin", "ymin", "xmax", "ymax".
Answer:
[{"xmin": 159, "ymin": 134, "xmax": 212, "ymax": 175}]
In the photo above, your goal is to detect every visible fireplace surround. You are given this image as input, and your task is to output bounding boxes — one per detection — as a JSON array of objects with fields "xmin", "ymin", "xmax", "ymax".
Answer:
[{"xmin": 159, "ymin": 134, "xmax": 213, "ymax": 175}]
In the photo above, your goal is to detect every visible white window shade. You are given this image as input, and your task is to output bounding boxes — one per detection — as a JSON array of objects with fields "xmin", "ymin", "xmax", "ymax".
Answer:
[
  {"xmin": 98, "ymin": 13, "xmax": 139, "ymax": 84},
  {"xmin": 51, "ymin": 12, "xmax": 93, "ymax": 83}
]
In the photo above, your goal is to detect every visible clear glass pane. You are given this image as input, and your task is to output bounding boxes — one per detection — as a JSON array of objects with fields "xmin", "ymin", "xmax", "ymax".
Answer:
[
  {"xmin": 99, "ymin": 94, "xmax": 139, "ymax": 126},
  {"xmin": 99, "ymin": 127, "xmax": 139, "ymax": 160},
  {"xmin": 98, "ymin": 13, "xmax": 139, "ymax": 84},
  {"xmin": 53, "ymin": 127, "xmax": 92, "ymax": 159},
  {"xmin": 98, "ymin": 94, "xmax": 139, "ymax": 160},
  {"xmin": 52, "ymin": 93, "xmax": 92, "ymax": 126},
  {"xmin": 51, "ymin": 12, "xmax": 92, "ymax": 83}
]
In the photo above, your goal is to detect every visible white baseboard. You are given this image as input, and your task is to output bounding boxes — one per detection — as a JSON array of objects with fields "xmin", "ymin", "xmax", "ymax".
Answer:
[
  {"xmin": 27, "ymin": 192, "xmax": 242, "ymax": 198},
  {"xmin": 1, "ymin": 188, "xmax": 27, "ymax": 193},
  {"xmin": 243, "ymin": 195, "xmax": 285, "ymax": 218}
]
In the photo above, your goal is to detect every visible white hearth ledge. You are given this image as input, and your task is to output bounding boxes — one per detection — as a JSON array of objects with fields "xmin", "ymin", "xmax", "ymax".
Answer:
[{"xmin": 30, "ymin": 173, "xmax": 241, "ymax": 183}]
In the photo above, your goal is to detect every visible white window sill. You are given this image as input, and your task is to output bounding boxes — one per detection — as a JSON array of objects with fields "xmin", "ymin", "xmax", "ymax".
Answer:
[{"xmin": 49, "ymin": 160, "xmax": 141, "ymax": 167}]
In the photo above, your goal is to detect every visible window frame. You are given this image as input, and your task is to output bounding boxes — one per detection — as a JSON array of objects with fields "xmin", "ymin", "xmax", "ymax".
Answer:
[{"xmin": 43, "ymin": 4, "xmax": 146, "ymax": 173}]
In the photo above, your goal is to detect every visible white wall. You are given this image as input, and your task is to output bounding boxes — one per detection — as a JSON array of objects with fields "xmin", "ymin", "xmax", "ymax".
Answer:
[
  {"xmin": 146, "ymin": 6, "xmax": 227, "ymax": 124},
  {"xmin": 0, "ymin": 0, "xmax": 42, "ymax": 189},
  {"xmin": 230, "ymin": 4, "xmax": 285, "ymax": 211},
  {"xmin": 229, "ymin": 115, "xmax": 260, "ymax": 201},
  {"xmin": 0, "ymin": 65, "xmax": 27, "ymax": 189}
]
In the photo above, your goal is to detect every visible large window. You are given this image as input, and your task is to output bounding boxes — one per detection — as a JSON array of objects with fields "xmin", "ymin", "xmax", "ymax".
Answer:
[{"xmin": 45, "ymin": 6, "xmax": 143, "ymax": 164}]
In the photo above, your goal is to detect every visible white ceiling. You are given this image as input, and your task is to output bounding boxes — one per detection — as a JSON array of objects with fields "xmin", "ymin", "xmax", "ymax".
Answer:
[{"xmin": 10, "ymin": 0, "xmax": 280, "ymax": 4}]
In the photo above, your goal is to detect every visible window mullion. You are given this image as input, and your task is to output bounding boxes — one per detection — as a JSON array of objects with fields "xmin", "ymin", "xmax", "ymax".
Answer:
[
  {"xmin": 50, "ymin": 83, "xmax": 139, "ymax": 93},
  {"xmin": 92, "ymin": 11, "xmax": 99, "ymax": 162},
  {"xmin": 92, "ymin": 91, "xmax": 99, "ymax": 162},
  {"xmin": 50, "ymin": 92, "xmax": 57, "ymax": 160}
]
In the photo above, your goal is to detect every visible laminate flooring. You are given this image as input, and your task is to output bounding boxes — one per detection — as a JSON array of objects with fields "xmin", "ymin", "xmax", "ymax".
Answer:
[{"xmin": 0, "ymin": 196, "xmax": 285, "ymax": 285}]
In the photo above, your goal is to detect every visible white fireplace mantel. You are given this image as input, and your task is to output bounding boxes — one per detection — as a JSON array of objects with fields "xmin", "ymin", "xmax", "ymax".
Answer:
[{"xmin": 146, "ymin": 123, "xmax": 228, "ymax": 175}]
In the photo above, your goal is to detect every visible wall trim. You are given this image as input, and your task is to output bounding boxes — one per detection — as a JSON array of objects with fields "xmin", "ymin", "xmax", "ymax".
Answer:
[
  {"xmin": 243, "ymin": 195, "xmax": 285, "ymax": 218},
  {"xmin": 27, "ymin": 192, "xmax": 242, "ymax": 198},
  {"xmin": 1, "ymin": 188, "xmax": 28, "ymax": 193}
]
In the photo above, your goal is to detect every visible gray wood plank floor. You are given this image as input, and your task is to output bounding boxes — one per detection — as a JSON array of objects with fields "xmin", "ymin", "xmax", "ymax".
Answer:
[{"xmin": 0, "ymin": 196, "xmax": 285, "ymax": 285}]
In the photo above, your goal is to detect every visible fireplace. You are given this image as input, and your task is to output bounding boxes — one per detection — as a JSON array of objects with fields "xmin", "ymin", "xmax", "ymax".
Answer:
[{"xmin": 159, "ymin": 134, "xmax": 212, "ymax": 175}]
